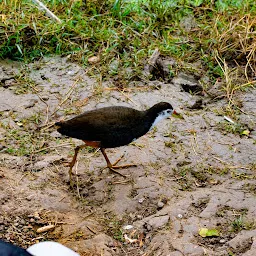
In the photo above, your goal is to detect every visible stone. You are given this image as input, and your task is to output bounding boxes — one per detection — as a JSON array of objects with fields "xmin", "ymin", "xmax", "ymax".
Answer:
[
  {"xmin": 227, "ymin": 230, "xmax": 256, "ymax": 250},
  {"xmin": 172, "ymin": 72, "xmax": 202, "ymax": 93},
  {"xmin": 147, "ymin": 215, "xmax": 169, "ymax": 229},
  {"xmin": 157, "ymin": 201, "xmax": 165, "ymax": 209}
]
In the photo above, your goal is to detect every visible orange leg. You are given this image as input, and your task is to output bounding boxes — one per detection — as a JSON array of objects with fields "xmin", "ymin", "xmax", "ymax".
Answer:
[
  {"xmin": 69, "ymin": 140, "xmax": 101, "ymax": 184},
  {"xmin": 100, "ymin": 148, "xmax": 136, "ymax": 177},
  {"xmin": 69, "ymin": 144, "xmax": 87, "ymax": 183},
  {"xmin": 68, "ymin": 141, "xmax": 136, "ymax": 183}
]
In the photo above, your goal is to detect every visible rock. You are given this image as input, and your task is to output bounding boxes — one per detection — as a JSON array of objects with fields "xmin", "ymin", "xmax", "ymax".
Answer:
[
  {"xmin": 187, "ymin": 97, "xmax": 203, "ymax": 109},
  {"xmin": 227, "ymin": 230, "xmax": 256, "ymax": 250},
  {"xmin": 50, "ymin": 131, "xmax": 62, "ymax": 138},
  {"xmin": 41, "ymin": 95, "xmax": 49, "ymax": 101},
  {"xmin": 138, "ymin": 197, "xmax": 145, "ymax": 204},
  {"xmin": 205, "ymin": 79, "xmax": 224, "ymax": 99},
  {"xmin": 32, "ymin": 155, "xmax": 64, "ymax": 171},
  {"xmin": 147, "ymin": 215, "xmax": 169, "ymax": 230},
  {"xmin": 172, "ymin": 72, "xmax": 202, "ymax": 93},
  {"xmin": 243, "ymin": 237, "xmax": 256, "ymax": 256},
  {"xmin": 157, "ymin": 201, "xmax": 165, "ymax": 209},
  {"xmin": 68, "ymin": 233, "xmax": 117, "ymax": 256},
  {"xmin": 23, "ymin": 99, "xmax": 38, "ymax": 109},
  {"xmin": 4, "ymin": 79, "xmax": 16, "ymax": 88}
]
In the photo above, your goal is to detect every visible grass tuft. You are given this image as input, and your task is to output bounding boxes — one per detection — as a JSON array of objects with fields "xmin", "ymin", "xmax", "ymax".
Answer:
[{"xmin": 0, "ymin": 0, "xmax": 255, "ymax": 94}]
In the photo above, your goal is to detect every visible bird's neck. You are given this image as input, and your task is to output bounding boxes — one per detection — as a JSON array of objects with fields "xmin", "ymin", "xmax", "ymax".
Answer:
[
  {"xmin": 145, "ymin": 107, "xmax": 163, "ymax": 130},
  {"xmin": 149, "ymin": 114, "xmax": 166, "ymax": 130}
]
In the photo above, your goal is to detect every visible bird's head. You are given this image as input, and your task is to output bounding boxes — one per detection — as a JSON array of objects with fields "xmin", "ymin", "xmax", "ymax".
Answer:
[{"xmin": 150, "ymin": 102, "xmax": 184, "ymax": 120}]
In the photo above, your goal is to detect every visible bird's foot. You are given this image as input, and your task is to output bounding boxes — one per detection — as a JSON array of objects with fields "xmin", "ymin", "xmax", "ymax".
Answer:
[
  {"xmin": 107, "ymin": 167, "xmax": 127, "ymax": 178},
  {"xmin": 112, "ymin": 154, "xmax": 125, "ymax": 166},
  {"xmin": 107, "ymin": 163, "xmax": 137, "ymax": 178},
  {"xmin": 111, "ymin": 164, "xmax": 137, "ymax": 169}
]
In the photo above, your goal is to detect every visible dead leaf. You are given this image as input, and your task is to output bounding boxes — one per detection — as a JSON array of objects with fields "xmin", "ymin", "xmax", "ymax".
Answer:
[{"xmin": 88, "ymin": 56, "xmax": 100, "ymax": 64}]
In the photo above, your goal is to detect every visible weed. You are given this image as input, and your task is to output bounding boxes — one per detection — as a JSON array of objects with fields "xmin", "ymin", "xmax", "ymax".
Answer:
[
  {"xmin": 164, "ymin": 141, "xmax": 177, "ymax": 153},
  {"xmin": 102, "ymin": 213, "xmax": 125, "ymax": 242},
  {"xmin": 217, "ymin": 121, "xmax": 251, "ymax": 136},
  {"xmin": 1, "ymin": 0, "xmax": 255, "ymax": 90}
]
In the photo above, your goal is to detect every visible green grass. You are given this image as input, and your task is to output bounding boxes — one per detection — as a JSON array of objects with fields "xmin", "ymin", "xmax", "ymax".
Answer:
[{"xmin": 0, "ymin": 0, "xmax": 255, "ymax": 91}]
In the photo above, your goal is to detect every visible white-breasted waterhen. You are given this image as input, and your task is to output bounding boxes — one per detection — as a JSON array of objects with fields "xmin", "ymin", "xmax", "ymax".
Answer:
[{"xmin": 56, "ymin": 102, "xmax": 180, "ymax": 182}]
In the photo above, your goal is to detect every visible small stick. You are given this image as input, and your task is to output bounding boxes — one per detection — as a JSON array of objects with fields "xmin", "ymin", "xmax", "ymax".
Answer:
[
  {"xmin": 32, "ymin": 0, "xmax": 62, "ymax": 24},
  {"xmin": 75, "ymin": 160, "xmax": 81, "ymax": 198},
  {"xmin": 86, "ymin": 225, "xmax": 97, "ymax": 234},
  {"xmin": 51, "ymin": 78, "xmax": 80, "ymax": 117},
  {"xmin": 30, "ymin": 86, "xmax": 50, "ymax": 125},
  {"xmin": 33, "ymin": 143, "xmax": 73, "ymax": 153},
  {"xmin": 36, "ymin": 224, "xmax": 55, "ymax": 233}
]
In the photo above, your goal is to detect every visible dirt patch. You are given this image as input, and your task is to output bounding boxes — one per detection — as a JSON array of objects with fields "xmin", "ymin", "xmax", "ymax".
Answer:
[{"xmin": 0, "ymin": 57, "xmax": 255, "ymax": 255}]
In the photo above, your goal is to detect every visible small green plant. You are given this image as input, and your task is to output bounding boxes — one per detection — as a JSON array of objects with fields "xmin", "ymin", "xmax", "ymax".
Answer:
[
  {"xmin": 218, "ymin": 121, "xmax": 250, "ymax": 136},
  {"xmin": 231, "ymin": 216, "xmax": 244, "ymax": 232}
]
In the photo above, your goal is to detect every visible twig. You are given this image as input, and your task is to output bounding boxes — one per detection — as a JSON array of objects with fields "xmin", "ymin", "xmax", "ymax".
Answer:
[
  {"xmin": 32, "ymin": 0, "xmax": 62, "ymax": 24},
  {"xmin": 213, "ymin": 156, "xmax": 251, "ymax": 170},
  {"xmin": 39, "ymin": 121, "xmax": 56, "ymax": 131},
  {"xmin": 75, "ymin": 160, "xmax": 81, "ymax": 198},
  {"xmin": 51, "ymin": 78, "xmax": 80, "ymax": 117},
  {"xmin": 86, "ymin": 225, "xmax": 97, "ymax": 234},
  {"xmin": 118, "ymin": 89, "xmax": 139, "ymax": 106},
  {"xmin": 31, "ymin": 86, "xmax": 49, "ymax": 125},
  {"xmin": 33, "ymin": 143, "xmax": 73, "ymax": 153}
]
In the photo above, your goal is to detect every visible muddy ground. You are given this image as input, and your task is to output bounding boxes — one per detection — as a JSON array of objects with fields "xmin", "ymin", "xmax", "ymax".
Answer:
[{"xmin": 0, "ymin": 57, "xmax": 255, "ymax": 256}]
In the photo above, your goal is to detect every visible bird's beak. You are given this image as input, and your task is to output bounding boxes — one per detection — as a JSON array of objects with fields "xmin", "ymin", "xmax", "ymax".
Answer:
[{"xmin": 171, "ymin": 110, "xmax": 184, "ymax": 119}]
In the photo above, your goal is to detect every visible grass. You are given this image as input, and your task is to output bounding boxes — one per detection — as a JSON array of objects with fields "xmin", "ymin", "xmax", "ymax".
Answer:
[{"xmin": 0, "ymin": 0, "xmax": 255, "ymax": 96}]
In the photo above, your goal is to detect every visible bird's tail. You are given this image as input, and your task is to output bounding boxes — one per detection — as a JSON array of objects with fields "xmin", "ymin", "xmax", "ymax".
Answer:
[
  {"xmin": 55, "ymin": 121, "xmax": 63, "ymax": 129},
  {"xmin": 55, "ymin": 121, "xmax": 67, "ymax": 134}
]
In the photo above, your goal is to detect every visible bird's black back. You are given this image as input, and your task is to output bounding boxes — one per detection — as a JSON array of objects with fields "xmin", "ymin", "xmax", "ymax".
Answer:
[{"xmin": 56, "ymin": 106, "xmax": 154, "ymax": 148}]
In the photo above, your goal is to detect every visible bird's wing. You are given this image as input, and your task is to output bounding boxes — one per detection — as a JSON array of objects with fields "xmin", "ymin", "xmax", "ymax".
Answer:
[{"xmin": 58, "ymin": 107, "xmax": 143, "ymax": 141}]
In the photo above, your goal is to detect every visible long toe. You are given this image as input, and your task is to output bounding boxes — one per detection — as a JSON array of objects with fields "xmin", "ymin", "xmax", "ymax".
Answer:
[
  {"xmin": 111, "ymin": 164, "xmax": 137, "ymax": 169},
  {"xmin": 107, "ymin": 166, "xmax": 128, "ymax": 178}
]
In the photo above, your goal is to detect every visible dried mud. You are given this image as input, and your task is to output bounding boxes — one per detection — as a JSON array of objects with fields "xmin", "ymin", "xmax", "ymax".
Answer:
[{"xmin": 0, "ymin": 57, "xmax": 255, "ymax": 256}]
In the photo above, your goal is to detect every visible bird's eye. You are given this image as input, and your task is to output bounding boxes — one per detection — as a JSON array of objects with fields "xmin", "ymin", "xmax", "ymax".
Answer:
[{"xmin": 167, "ymin": 110, "xmax": 172, "ymax": 114}]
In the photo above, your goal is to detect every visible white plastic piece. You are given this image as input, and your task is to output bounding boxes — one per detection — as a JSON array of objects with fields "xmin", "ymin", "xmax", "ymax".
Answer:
[{"xmin": 27, "ymin": 241, "xmax": 80, "ymax": 256}]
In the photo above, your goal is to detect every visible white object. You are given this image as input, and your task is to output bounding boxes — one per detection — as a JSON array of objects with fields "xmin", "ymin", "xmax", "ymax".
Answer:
[
  {"xmin": 27, "ymin": 241, "xmax": 79, "ymax": 256},
  {"xmin": 122, "ymin": 224, "xmax": 134, "ymax": 230}
]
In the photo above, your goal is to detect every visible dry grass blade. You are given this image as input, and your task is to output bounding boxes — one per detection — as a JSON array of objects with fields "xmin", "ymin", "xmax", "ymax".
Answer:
[
  {"xmin": 51, "ymin": 77, "xmax": 80, "ymax": 117},
  {"xmin": 216, "ymin": 14, "xmax": 256, "ymax": 81}
]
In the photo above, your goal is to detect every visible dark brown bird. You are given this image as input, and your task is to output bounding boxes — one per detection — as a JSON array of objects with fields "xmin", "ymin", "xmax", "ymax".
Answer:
[{"xmin": 56, "ymin": 102, "xmax": 177, "ymax": 182}]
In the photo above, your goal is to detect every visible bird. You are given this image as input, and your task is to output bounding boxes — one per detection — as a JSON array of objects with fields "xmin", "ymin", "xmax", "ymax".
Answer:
[{"xmin": 56, "ymin": 102, "xmax": 178, "ymax": 183}]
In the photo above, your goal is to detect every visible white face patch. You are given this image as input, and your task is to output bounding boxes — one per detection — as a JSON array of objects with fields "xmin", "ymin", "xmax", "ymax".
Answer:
[{"xmin": 150, "ymin": 109, "xmax": 173, "ymax": 130}]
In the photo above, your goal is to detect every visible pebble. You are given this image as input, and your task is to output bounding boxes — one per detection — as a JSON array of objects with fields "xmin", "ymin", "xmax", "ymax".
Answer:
[
  {"xmin": 137, "ymin": 215, "xmax": 143, "ymax": 220},
  {"xmin": 29, "ymin": 218, "xmax": 35, "ymax": 223},
  {"xmin": 122, "ymin": 225, "xmax": 134, "ymax": 230},
  {"xmin": 157, "ymin": 201, "xmax": 165, "ymax": 209},
  {"xmin": 4, "ymin": 79, "xmax": 16, "ymax": 88},
  {"xmin": 138, "ymin": 197, "xmax": 145, "ymax": 203},
  {"xmin": 24, "ymin": 99, "xmax": 38, "ymax": 109},
  {"xmin": 41, "ymin": 95, "xmax": 49, "ymax": 101}
]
